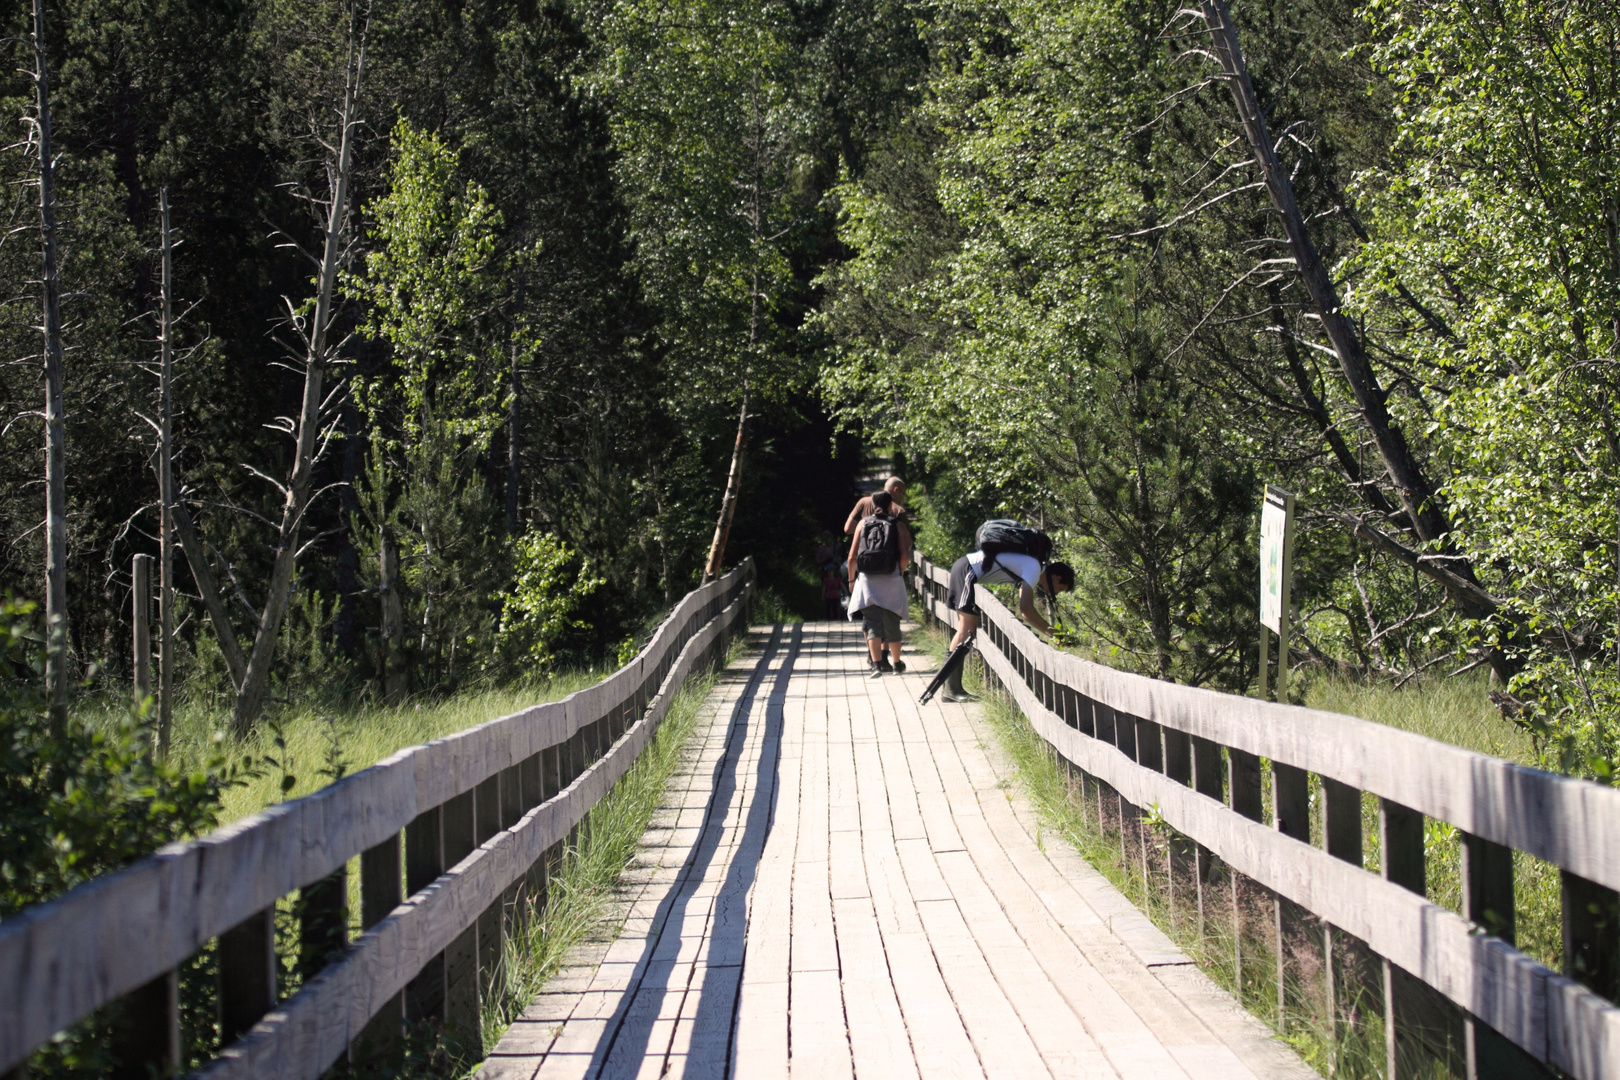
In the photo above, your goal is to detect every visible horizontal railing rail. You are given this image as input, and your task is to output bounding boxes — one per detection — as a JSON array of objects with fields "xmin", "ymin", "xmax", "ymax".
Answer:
[
  {"xmin": 909, "ymin": 553, "xmax": 1619, "ymax": 1080},
  {"xmin": 0, "ymin": 559, "xmax": 755, "ymax": 1079}
]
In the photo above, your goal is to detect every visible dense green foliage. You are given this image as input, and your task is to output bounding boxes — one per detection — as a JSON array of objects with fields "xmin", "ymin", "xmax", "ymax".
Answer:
[
  {"xmin": 0, "ymin": 0, "xmax": 870, "ymax": 735},
  {"xmin": 0, "ymin": 598, "xmax": 241, "ymax": 920},
  {"xmin": 9, "ymin": 0, "xmax": 1620, "ymax": 927},
  {"xmin": 820, "ymin": 0, "xmax": 1620, "ymax": 775}
]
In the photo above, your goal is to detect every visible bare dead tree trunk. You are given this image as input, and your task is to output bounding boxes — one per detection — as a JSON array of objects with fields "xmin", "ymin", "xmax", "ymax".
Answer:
[
  {"xmin": 33, "ymin": 0, "xmax": 69, "ymax": 729},
  {"xmin": 1199, "ymin": 0, "xmax": 1506, "ymax": 649},
  {"xmin": 231, "ymin": 24, "xmax": 365, "ymax": 734},
  {"xmin": 157, "ymin": 189, "xmax": 175, "ymax": 755},
  {"xmin": 167, "ymin": 500, "xmax": 246, "ymax": 687},
  {"xmin": 703, "ymin": 391, "xmax": 749, "ymax": 583}
]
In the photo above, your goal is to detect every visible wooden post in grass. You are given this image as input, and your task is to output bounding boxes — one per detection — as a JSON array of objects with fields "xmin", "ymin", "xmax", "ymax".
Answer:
[{"xmin": 132, "ymin": 554, "xmax": 152, "ymax": 711}]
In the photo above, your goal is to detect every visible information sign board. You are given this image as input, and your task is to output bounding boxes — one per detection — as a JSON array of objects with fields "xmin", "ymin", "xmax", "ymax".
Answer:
[{"xmin": 1259, "ymin": 487, "xmax": 1292, "ymax": 634}]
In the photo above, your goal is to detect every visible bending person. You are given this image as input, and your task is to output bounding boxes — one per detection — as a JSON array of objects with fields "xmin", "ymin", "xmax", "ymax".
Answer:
[{"xmin": 942, "ymin": 545, "xmax": 1074, "ymax": 702}]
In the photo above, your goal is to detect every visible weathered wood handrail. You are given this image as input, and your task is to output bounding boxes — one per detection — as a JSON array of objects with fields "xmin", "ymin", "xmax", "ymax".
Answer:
[
  {"xmin": 908, "ymin": 553, "xmax": 1620, "ymax": 1080},
  {"xmin": 0, "ymin": 559, "xmax": 754, "ymax": 1078}
]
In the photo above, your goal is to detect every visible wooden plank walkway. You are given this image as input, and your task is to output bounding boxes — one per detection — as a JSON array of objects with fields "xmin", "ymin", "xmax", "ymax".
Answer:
[{"xmin": 480, "ymin": 621, "xmax": 1314, "ymax": 1080}]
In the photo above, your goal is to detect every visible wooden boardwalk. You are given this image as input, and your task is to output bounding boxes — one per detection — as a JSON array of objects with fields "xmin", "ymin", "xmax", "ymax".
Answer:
[{"xmin": 480, "ymin": 622, "xmax": 1313, "ymax": 1080}]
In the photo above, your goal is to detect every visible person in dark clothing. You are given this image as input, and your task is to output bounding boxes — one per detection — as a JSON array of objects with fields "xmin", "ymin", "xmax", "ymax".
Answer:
[{"xmin": 847, "ymin": 490, "xmax": 912, "ymax": 676}]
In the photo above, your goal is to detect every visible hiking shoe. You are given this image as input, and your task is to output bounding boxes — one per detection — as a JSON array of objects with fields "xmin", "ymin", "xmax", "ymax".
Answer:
[
  {"xmin": 869, "ymin": 661, "xmax": 884, "ymax": 678},
  {"xmin": 893, "ymin": 659, "xmax": 907, "ymax": 674},
  {"xmin": 878, "ymin": 656, "xmax": 894, "ymax": 673}
]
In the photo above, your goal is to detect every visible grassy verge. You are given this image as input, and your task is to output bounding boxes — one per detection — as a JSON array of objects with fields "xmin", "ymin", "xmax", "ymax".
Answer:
[{"xmin": 70, "ymin": 674, "xmax": 609, "ymax": 827}]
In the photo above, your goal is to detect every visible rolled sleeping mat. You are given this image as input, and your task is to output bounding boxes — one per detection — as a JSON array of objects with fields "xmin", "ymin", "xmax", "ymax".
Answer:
[{"xmin": 919, "ymin": 639, "xmax": 974, "ymax": 704}]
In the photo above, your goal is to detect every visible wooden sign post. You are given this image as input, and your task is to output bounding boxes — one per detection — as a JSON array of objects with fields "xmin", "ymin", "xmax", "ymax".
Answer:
[{"xmin": 1258, "ymin": 486, "xmax": 1295, "ymax": 702}]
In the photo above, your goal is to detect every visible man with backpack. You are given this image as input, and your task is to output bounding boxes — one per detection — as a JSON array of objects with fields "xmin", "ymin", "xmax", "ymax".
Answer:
[
  {"xmin": 843, "ymin": 476, "xmax": 907, "ymax": 538},
  {"xmin": 939, "ymin": 520, "xmax": 1075, "ymax": 702},
  {"xmin": 846, "ymin": 490, "xmax": 912, "ymax": 677}
]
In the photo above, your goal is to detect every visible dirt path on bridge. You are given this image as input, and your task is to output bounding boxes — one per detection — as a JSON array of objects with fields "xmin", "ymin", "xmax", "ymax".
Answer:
[{"xmin": 479, "ymin": 622, "xmax": 1313, "ymax": 1080}]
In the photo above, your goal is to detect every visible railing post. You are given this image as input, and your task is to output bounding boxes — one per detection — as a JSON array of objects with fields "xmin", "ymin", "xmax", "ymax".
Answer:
[
  {"xmin": 1163, "ymin": 728, "xmax": 1190, "ymax": 785},
  {"xmin": 1226, "ymin": 747, "xmax": 1264, "ymax": 1001},
  {"xmin": 354, "ymin": 833, "xmax": 404, "ymax": 1064},
  {"xmin": 405, "ymin": 805, "xmax": 446, "ymax": 1023},
  {"xmin": 520, "ymin": 750, "xmax": 547, "ymax": 909},
  {"xmin": 108, "ymin": 970, "xmax": 179, "ymax": 1080},
  {"xmin": 441, "ymin": 790, "xmax": 481, "ymax": 1057},
  {"xmin": 1320, "ymin": 776, "xmax": 1362, "ymax": 1049},
  {"xmin": 218, "ymin": 907, "xmax": 276, "ymax": 1046},
  {"xmin": 1272, "ymin": 763, "xmax": 1309, "ymax": 1030},
  {"xmin": 1462, "ymin": 834, "xmax": 1547, "ymax": 1079},
  {"xmin": 1562, "ymin": 870, "xmax": 1620, "ymax": 999},
  {"xmin": 1381, "ymin": 798, "xmax": 1461, "ymax": 1077},
  {"xmin": 298, "ymin": 864, "xmax": 347, "ymax": 978},
  {"xmin": 475, "ymin": 774, "xmax": 504, "ymax": 1004},
  {"xmin": 1189, "ymin": 735, "xmax": 1223, "ymax": 941}
]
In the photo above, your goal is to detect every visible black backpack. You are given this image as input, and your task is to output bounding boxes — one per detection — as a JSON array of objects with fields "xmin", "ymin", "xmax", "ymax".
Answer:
[
  {"xmin": 975, "ymin": 519, "xmax": 1052, "ymax": 574},
  {"xmin": 855, "ymin": 514, "xmax": 902, "ymax": 574}
]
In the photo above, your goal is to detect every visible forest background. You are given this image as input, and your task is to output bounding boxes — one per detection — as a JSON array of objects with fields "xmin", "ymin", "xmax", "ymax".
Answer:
[{"xmin": 5, "ymin": 0, "xmax": 1620, "ymax": 899}]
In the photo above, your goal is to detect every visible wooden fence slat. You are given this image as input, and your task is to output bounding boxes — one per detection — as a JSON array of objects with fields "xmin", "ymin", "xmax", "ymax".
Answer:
[
  {"xmin": 191, "ymin": 584, "xmax": 751, "ymax": 1080},
  {"xmin": 967, "ymin": 620, "xmax": 1583, "ymax": 1074}
]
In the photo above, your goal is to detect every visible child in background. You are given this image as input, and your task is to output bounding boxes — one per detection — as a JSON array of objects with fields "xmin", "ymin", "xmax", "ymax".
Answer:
[{"xmin": 822, "ymin": 565, "xmax": 846, "ymax": 621}]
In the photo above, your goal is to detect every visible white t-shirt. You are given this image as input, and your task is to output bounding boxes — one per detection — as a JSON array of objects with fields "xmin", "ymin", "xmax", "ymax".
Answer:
[{"xmin": 968, "ymin": 551, "xmax": 1041, "ymax": 589}]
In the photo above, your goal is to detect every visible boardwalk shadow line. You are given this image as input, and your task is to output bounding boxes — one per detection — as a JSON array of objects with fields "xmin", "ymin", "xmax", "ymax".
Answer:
[{"xmin": 588, "ymin": 621, "xmax": 804, "ymax": 1078}]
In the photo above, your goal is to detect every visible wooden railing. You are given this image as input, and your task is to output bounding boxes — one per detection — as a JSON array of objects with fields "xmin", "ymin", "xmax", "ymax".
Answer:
[
  {"xmin": 0, "ymin": 559, "xmax": 754, "ymax": 1079},
  {"xmin": 910, "ymin": 554, "xmax": 1620, "ymax": 1080}
]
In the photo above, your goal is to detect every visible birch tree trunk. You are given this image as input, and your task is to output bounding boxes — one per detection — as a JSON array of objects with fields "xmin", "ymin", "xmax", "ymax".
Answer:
[
  {"xmin": 157, "ymin": 189, "xmax": 175, "ymax": 755},
  {"xmin": 701, "ymin": 77, "xmax": 771, "ymax": 585},
  {"xmin": 33, "ymin": 0, "xmax": 69, "ymax": 729},
  {"xmin": 702, "ymin": 391, "xmax": 748, "ymax": 583},
  {"xmin": 230, "ymin": 28, "xmax": 365, "ymax": 734}
]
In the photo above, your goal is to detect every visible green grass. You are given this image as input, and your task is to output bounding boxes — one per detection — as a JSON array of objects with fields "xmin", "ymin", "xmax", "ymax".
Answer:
[
  {"xmin": 72, "ymin": 673, "xmax": 609, "ymax": 827},
  {"xmin": 1303, "ymin": 675, "xmax": 1535, "ymax": 764}
]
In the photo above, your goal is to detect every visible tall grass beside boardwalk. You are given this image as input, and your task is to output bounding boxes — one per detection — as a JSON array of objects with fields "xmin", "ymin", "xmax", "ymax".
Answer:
[
  {"xmin": 474, "ymin": 652, "xmax": 732, "ymax": 1062},
  {"xmin": 71, "ymin": 674, "xmax": 607, "ymax": 827},
  {"xmin": 1303, "ymin": 675, "xmax": 1536, "ymax": 764}
]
